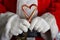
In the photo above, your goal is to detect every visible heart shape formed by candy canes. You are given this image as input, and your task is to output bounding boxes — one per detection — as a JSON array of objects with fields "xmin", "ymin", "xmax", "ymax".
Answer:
[{"xmin": 22, "ymin": 4, "xmax": 37, "ymax": 22}]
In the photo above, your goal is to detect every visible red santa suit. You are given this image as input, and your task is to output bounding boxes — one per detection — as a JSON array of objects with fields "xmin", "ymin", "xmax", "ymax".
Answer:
[{"xmin": 0, "ymin": 0, "xmax": 60, "ymax": 40}]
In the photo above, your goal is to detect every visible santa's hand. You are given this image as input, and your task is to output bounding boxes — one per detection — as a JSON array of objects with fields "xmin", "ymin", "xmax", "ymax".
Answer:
[
  {"xmin": 29, "ymin": 17, "xmax": 50, "ymax": 33},
  {"xmin": 7, "ymin": 15, "xmax": 30, "ymax": 36}
]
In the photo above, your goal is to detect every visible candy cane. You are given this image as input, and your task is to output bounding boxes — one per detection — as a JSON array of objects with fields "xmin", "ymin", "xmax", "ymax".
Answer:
[
  {"xmin": 22, "ymin": 4, "xmax": 37, "ymax": 22},
  {"xmin": 17, "ymin": 4, "xmax": 37, "ymax": 40}
]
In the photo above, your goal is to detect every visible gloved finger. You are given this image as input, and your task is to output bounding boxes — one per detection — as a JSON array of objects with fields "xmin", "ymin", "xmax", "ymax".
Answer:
[
  {"xmin": 10, "ymin": 27, "xmax": 20, "ymax": 36},
  {"xmin": 12, "ymin": 29, "xmax": 23, "ymax": 36},
  {"xmin": 37, "ymin": 26, "xmax": 43, "ymax": 32},
  {"xmin": 34, "ymin": 21, "xmax": 41, "ymax": 30},
  {"xmin": 20, "ymin": 19, "xmax": 30, "ymax": 28},
  {"xmin": 13, "ymin": 32, "xmax": 19, "ymax": 36},
  {"xmin": 14, "ymin": 27, "xmax": 23, "ymax": 34},
  {"xmin": 17, "ymin": 29, "xmax": 23, "ymax": 34},
  {"xmin": 34, "ymin": 17, "xmax": 44, "ymax": 30},
  {"xmin": 29, "ymin": 17, "xmax": 39, "ymax": 31},
  {"xmin": 11, "ymin": 30, "xmax": 19, "ymax": 36},
  {"xmin": 37, "ymin": 17, "xmax": 50, "ymax": 33},
  {"xmin": 19, "ymin": 23, "xmax": 28, "ymax": 32}
]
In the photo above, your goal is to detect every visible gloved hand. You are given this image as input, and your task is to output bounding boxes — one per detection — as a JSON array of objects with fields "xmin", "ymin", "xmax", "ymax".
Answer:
[
  {"xmin": 1, "ymin": 12, "xmax": 30, "ymax": 40},
  {"xmin": 29, "ymin": 17, "xmax": 50, "ymax": 33},
  {"xmin": 9, "ymin": 15, "xmax": 30, "ymax": 36}
]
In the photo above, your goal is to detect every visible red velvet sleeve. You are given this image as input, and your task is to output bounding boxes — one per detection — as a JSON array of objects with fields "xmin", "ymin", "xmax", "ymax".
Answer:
[
  {"xmin": 4, "ymin": 0, "xmax": 17, "ymax": 13},
  {"xmin": 51, "ymin": 3, "xmax": 60, "ymax": 31},
  {"xmin": 38, "ymin": 0, "xmax": 51, "ymax": 16},
  {"xmin": 0, "ymin": 0, "xmax": 2, "ymax": 2},
  {"xmin": 0, "ymin": 4, "xmax": 6, "ymax": 13},
  {"xmin": 0, "ymin": 0, "xmax": 6, "ymax": 13},
  {"xmin": 0, "ymin": 0, "xmax": 17, "ymax": 13}
]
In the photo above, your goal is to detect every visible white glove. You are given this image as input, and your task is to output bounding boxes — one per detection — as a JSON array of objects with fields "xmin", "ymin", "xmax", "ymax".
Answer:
[
  {"xmin": 5, "ymin": 14, "xmax": 30, "ymax": 38},
  {"xmin": 1, "ymin": 13, "xmax": 30, "ymax": 40},
  {"xmin": 41, "ymin": 12, "xmax": 58, "ymax": 39},
  {"xmin": 29, "ymin": 17, "xmax": 50, "ymax": 33}
]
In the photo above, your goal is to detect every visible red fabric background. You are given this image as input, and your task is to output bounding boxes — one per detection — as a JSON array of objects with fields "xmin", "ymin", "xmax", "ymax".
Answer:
[
  {"xmin": 0, "ymin": 0, "xmax": 2, "ymax": 2},
  {"xmin": 4, "ymin": 0, "xmax": 17, "ymax": 13},
  {"xmin": 0, "ymin": 4, "xmax": 6, "ymax": 13},
  {"xmin": 38, "ymin": 0, "xmax": 51, "ymax": 16}
]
